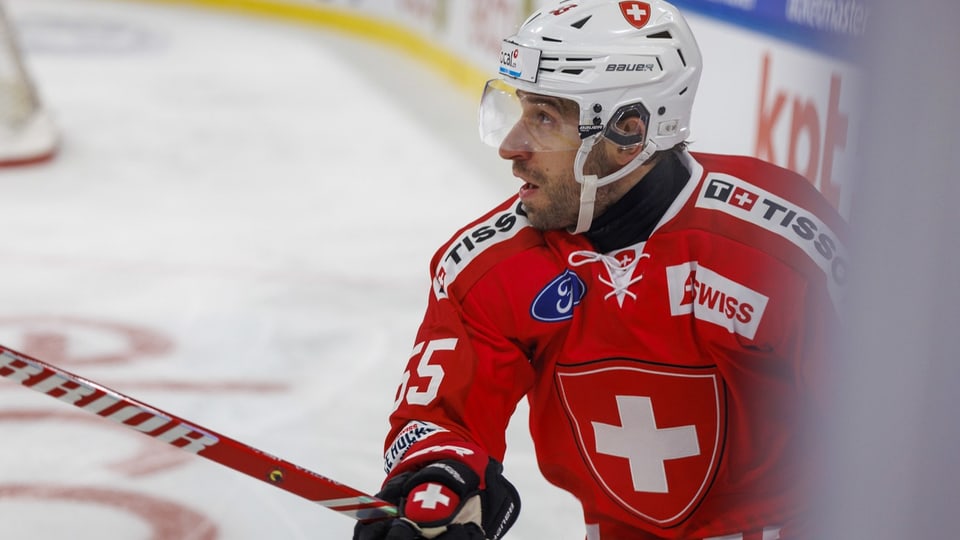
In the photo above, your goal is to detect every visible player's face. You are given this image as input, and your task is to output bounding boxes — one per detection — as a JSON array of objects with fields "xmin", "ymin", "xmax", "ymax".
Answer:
[{"xmin": 499, "ymin": 93, "xmax": 620, "ymax": 231}]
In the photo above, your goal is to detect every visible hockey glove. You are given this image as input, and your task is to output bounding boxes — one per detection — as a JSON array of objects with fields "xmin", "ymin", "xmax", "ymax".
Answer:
[{"xmin": 353, "ymin": 458, "xmax": 519, "ymax": 540}]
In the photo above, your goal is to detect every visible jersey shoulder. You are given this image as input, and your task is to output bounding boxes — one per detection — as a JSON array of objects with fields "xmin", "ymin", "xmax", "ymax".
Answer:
[
  {"xmin": 429, "ymin": 196, "xmax": 545, "ymax": 302},
  {"xmin": 683, "ymin": 151, "xmax": 848, "ymax": 311},
  {"xmin": 689, "ymin": 151, "xmax": 844, "ymax": 229}
]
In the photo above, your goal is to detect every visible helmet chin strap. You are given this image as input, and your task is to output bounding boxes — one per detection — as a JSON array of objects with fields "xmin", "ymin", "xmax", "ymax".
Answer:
[{"xmin": 571, "ymin": 135, "xmax": 659, "ymax": 234}]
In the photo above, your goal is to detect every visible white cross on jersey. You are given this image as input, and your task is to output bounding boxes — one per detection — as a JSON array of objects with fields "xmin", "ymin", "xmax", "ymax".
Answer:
[
  {"xmin": 625, "ymin": 3, "xmax": 648, "ymax": 22},
  {"xmin": 412, "ymin": 483, "xmax": 451, "ymax": 510},
  {"xmin": 592, "ymin": 395, "xmax": 700, "ymax": 493},
  {"xmin": 733, "ymin": 189, "xmax": 756, "ymax": 208}
]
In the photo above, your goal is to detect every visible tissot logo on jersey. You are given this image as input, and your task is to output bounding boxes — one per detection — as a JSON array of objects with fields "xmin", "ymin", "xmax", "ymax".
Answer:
[
  {"xmin": 696, "ymin": 173, "xmax": 846, "ymax": 312},
  {"xmin": 433, "ymin": 200, "xmax": 529, "ymax": 299},
  {"xmin": 666, "ymin": 262, "xmax": 768, "ymax": 339}
]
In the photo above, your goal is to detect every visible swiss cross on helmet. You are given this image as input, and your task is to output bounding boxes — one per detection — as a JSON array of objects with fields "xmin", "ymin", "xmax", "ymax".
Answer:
[{"xmin": 478, "ymin": 0, "xmax": 703, "ymax": 233}]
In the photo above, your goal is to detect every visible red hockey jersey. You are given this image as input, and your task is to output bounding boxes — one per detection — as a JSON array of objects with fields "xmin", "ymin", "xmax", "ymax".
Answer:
[{"xmin": 382, "ymin": 151, "xmax": 846, "ymax": 539}]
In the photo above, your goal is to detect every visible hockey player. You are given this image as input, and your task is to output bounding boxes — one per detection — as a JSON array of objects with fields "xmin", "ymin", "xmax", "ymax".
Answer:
[{"xmin": 355, "ymin": 1, "xmax": 845, "ymax": 538}]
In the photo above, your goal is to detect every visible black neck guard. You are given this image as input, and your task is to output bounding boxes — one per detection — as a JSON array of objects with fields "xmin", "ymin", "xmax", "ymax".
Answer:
[{"xmin": 584, "ymin": 150, "xmax": 689, "ymax": 253}]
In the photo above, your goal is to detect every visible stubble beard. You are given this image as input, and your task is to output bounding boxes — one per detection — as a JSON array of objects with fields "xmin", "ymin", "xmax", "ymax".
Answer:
[
  {"xmin": 518, "ymin": 148, "xmax": 619, "ymax": 231},
  {"xmin": 519, "ymin": 166, "xmax": 581, "ymax": 231}
]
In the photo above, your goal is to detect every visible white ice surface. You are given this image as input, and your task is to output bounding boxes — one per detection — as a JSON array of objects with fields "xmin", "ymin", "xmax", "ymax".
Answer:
[{"xmin": 0, "ymin": 0, "xmax": 585, "ymax": 538}]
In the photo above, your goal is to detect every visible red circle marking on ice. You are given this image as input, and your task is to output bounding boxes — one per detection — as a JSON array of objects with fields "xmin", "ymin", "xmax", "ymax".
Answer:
[{"xmin": 0, "ymin": 316, "xmax": 173, "ymax": 366}]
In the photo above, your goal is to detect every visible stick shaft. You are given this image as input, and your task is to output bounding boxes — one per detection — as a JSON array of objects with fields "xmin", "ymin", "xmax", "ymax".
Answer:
[{"xmin": 0, "ymin": 345, "xmax": 396, "ymax": 522}]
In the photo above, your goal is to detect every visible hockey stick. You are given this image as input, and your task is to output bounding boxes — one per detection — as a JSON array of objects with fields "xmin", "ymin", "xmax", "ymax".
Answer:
[{"xmin": 0, "ymin": 344, "xmax": 397, "ymax": 523}]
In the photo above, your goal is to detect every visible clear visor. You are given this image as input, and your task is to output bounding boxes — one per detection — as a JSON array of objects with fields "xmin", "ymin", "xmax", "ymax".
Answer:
[{"xmin": 478, "ymin": 79, "xmax": 584, "ymax": 153}]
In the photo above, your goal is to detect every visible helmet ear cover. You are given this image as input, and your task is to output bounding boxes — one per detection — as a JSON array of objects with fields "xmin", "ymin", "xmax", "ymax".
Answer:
[{"xmin": 602, "ymin": 102, "xmax": 650, "ymax": 148}]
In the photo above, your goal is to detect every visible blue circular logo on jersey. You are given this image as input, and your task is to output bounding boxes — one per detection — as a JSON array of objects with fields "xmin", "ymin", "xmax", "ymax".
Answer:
[{"xmin": 530, "ymin": 269, "xmax": 587, "ymax": 322}]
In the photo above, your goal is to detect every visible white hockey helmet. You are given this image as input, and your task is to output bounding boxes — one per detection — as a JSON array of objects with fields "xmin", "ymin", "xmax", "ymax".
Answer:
[{"xmin": 479, "ymin": 0, "xmax": 702, "ymax": 232}]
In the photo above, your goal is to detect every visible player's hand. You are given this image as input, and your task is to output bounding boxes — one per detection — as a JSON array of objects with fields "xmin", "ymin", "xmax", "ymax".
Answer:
[{"xmin": 353, "ymin": 458, "xmax": 519, "ymax": 540}]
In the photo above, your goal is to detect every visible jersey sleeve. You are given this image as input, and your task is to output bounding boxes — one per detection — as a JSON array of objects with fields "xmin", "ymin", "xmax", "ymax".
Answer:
[
  {"xmin": 796, "ymin": 262, "xmax": 844, "ymax": 416},
  {"xmin": 691, "ymin": 152, "xmax": 848, "ymax": 407},
  {"xmin": 380, "ymin": 199, "xmax": 542, "ymax": 482},
  {"xmin": 382, "ymin": 283, "xmax": 536, "ymax": 479}
]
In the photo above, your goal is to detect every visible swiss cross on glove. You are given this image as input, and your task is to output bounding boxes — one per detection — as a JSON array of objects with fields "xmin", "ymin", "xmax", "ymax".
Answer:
[
  {"xmin": 354, "ymin": 458, "xmax": 520, "ymax": 540},
  {"xmin": 400, "ymin": 461, "xmax": 483, "ymax": 536},
  {"xmin": 405, "ymin": 479, "xmax": 465, "ymax": 523}
]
